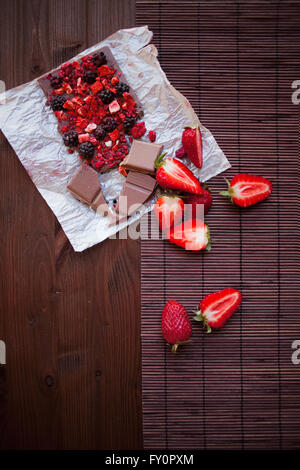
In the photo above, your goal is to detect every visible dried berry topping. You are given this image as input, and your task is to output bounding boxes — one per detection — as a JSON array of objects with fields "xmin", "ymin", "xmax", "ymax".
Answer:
[
  {"xmin": 50, "ymin": 95, "xmax": 67, "ymax": 111},
  {"xmin": 78, "ymin": 141, "xmax": 95, "ymax": 159},
  {"xmin": 123, "ymin": 116, "xmax": 136, "ymax": 133},
  {"xmin": 115, "ymin": 82, "xmax": 129, "ymax": 96},
  {"xmin": 101, "ymin": 116, "xmax": 117, "ymax": 132},
  {"xmin": 98, "ymin": 89, "xmax": 115, "ymax": 104},
  {"xmin": 50, "ymin": 76, "xmax": 63, "ymax": 89},
  {"xmin": 92, "ymin": 51, "xmax": 107, "ymax": 67},
  {"xmin": 63, "ymin": 130, "xmax": 79, "ymax": 147},
  {"xmin": 93, "ymin": 125, "xmax": 106, "ymax": 141},
  {"xmin": 83, "ymin": 71, "xmax": 98, "ymax": 84}
]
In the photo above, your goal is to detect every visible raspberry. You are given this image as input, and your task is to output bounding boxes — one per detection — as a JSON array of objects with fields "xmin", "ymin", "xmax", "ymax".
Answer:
[
  {"xmin": 149, "ymin": 130, "xmax": 156, "ymax": 142},
  {"xmin": 175, "ymin": 147, "xmax": 186, "ymax": 159},
  {"xmin": 131, "ymin": 122, "xmax": 146, "ymax": 139}
]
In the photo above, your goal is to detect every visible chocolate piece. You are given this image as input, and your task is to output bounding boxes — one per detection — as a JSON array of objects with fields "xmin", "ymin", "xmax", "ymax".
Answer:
[
  {"xmin": 120, "ymin": 139, "xmax": 163, "ymax": 175},
  {"xmin": 115, "ymin": 171, "xmax": 157, "ymax": 218},
  {"xmin": 67, "ymin": 164, "xmax": 110, "ymax": 215}
]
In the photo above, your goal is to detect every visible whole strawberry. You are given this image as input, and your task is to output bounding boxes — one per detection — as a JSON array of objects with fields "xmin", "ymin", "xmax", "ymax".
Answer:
[
  {"xmin": 186, "ymin": 187, "xmax": 213, "ymax": 217},
  {"xmin": 161, "ymin": 300, "xmax": 192, "ymax": 353},
  {"xmin": 182, "ymin": 126, "xmax": 203, "ymax": 168}
]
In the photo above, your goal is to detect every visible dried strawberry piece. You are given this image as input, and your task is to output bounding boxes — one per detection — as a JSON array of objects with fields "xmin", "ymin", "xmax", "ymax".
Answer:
[
  {"xmin": 63, "ymin": 99, "xmax": 75, "ymax": 111},
  {"xmin": 109, "ymin": 129, "xmax": 120, "ymax": 141},
  {"xmin": 108, "ymin": 100, "xmax": 120, "ymax": 114},
  {"xmin": 90, "ymin": 81, "xmax": 103, "ymax": 95},
  {"xmin": 55, "ymin": 87, "xmax": 65, "ymax": 95},
  {"xmin": 76, "ymin": 116, "xmax": 89, "ymax": 129},
  {"xmin": 77, "ymin": 106, "xmax": 88, "ymax": 117},
  {"xmin": 78, "ymin": 133, "xmax": 90, "ymax": 143},
  {"xmin": 98, "ymin": 65, "xmax": 112, "ymax": 77},
  {"xmin": 111, "ymin": 76, "xmax": 119, "ymax": 86},
  {"xmin": 85, "ymin": 123, "xmax": 97, "ymax": 133},
  {"xmin": 55, "ymin": 110, "xmax": 68, "ymax": 121}
]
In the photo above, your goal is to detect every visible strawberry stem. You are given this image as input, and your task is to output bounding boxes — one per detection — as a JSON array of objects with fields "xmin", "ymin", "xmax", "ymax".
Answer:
[
  {"xmin": 193, "ymin": 309, "xmax": 212, "ymax": 334},
  {"xmin": 220, "ymin": 177, "xmax": 234, "ymax": 202}
]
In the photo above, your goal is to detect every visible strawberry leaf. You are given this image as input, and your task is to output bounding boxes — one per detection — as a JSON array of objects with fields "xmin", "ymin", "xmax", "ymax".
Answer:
[{"xmin": 154, "ymin": 152, "xmax": 167, "ymax": 169}]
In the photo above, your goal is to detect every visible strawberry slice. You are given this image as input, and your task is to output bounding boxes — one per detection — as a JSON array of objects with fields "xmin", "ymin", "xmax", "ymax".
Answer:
[
  {"xmin": 168, "ymin": 219, "xmax": 211, "ymax": 251},
  {"xmin": 155, "ymin": 154, "xmax": 202, "ymax": 194},
  {"xmin": 155, "ymin": 195, "xmax": 184, "ymax": 233},
  {"xmin": 182, "ymin": 126, "xmax": 203, "ymax": 168},
  {"xmin": 220, "ymin": 174, "xmax": 272, "ymax": 207},
  {"xmin": 194, "ymin": 288, "xmax": 242, "ymax": 333}
]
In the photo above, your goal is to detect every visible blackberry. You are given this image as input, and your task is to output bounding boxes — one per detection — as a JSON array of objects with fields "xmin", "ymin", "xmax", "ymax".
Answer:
[
  {"xmin": 63, "ymin": 130, "xmax": 78, "ymax": 147},
  {"xmin": 123, "ymin": 116, "xmax": 136, "ymax": 133},
  {"xmin": 50, "ymin": 76, "xmax": 63, "ymax": 89},
  {"xmin": 102, "ymin": 117, "xmax": 117, "ymax": 132},
  {"xmin": 115, "ymin": 82, "xmax": 129, "ymax": 96},
  {"xmin": 78, "ymin": 142, "xmax": 95, "ymax": 159},
  {"xmin": 93, "ymin": 125, "xmax": 106, "ymax": 141},
  {"xmin": 83, "ymin": 71, "xmax": 97, "ymax": 84},
  {"xmin": 50, "ymin": 95, "xmax": 67, "ymax": 111},
  {"xmin": 92, "ymin": 51, "xmax": 107, "ymax": 67},
  {"xmin": 99, "ymin": 89, "xmax": 115, "ymax": 104}
]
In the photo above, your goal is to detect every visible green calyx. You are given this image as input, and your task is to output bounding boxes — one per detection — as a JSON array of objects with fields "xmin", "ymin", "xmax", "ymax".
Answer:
[
  {"xmin": 168, "ymin": 340, "xmax": 192, "ymax": 354},
  {"xmin": 154, "ymin": 152, "xmax": 167, "ymax": 169},
  {"xmin": 205, "ymin": 225, "xmax": 211, "ymax": 252},
  {"xmin": 220, "ymin": 177, "xmax": 234, "ymax": 202},
  {"xmin": 193, "ymin": 309, "xmax": 212, "ymax": 334}
]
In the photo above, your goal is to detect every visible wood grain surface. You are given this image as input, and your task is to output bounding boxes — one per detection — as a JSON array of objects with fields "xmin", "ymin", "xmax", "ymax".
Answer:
[{"xmin": 0, "ymin": 0, "xmax": 143, "ymax": 450}]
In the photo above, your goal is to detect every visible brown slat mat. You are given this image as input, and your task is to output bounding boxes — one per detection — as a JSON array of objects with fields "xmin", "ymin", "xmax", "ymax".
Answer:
[{"xmin": 137, "ymin": 0, "xmax": 300, "ymax": 449}]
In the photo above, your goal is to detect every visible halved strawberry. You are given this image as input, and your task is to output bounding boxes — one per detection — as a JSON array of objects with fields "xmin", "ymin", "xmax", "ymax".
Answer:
[
  {"xmin": 155, "ymin": 195, "xmax": 184, "ymax": 233},
  {"xmin": 155, "ymin": 154, "xmax": 202, "ymax": 194},
  {"xmin": 194, "ymin": 288, "xmax": 242, "ymax": 333},
  {"xmin": 220, "ymin": 174, "xmax": 272, "ymax": 208},
  {"xmin": 182, "ymin": 126, "xmax": 203, "ymax": 168},
  {"xmin": 168, "ymin": 219, "xmax": 211, "ymax": 251}
]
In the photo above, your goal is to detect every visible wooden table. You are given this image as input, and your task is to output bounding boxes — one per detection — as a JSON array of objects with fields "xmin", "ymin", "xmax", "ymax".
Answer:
[{"xmin": 0, "ymin": 0, "xmax": 142, "ymax": 450}]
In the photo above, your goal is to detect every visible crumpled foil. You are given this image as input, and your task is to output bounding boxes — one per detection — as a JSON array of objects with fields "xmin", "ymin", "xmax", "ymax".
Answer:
[{"xmin": 0, "ymin": 26, "xmax": 230, "ymax": 252}]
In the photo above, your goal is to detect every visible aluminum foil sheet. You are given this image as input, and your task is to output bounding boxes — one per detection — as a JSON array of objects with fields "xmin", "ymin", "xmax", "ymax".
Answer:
[{"xmin": 0, "ymin": 26, "xmax": 230, "ymax": 252}]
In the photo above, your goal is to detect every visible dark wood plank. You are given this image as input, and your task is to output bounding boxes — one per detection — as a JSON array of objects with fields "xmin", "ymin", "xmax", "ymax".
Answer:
[{"xmin": 0, "ymin": 0, "xmax": 142, "ymax": 450}]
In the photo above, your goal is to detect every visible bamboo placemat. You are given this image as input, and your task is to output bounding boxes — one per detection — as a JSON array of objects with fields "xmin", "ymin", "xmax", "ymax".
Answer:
[{"xmin": 137, "ymin": 0, "xmax": 300, "ymax": 449}]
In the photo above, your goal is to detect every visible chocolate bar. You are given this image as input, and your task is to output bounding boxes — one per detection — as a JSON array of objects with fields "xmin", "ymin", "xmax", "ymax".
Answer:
[
  {"xmin": 115, "ymin": 171, "xmax": 157, "ymax": 218},
  {"xmin": 67, "ymin": 164, "xmax": 110, "ymax": 215},
  {"xmin": 120, "ymin": 139, "xmax": 163, "ymax": 175},
  {"xmin": 37, "ymin": 46, "xmax": 143, "ymax": 173}
]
